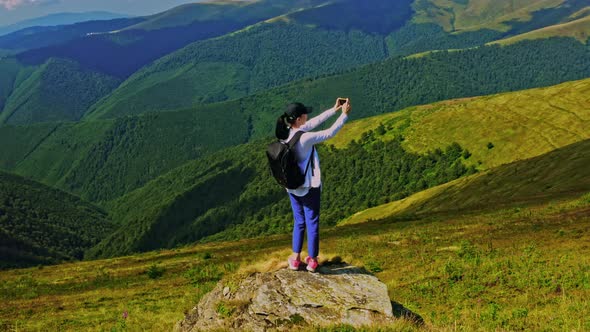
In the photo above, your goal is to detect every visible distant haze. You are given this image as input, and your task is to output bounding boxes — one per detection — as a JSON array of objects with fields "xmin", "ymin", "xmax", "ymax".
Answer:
[{"xmin": 0, "ymin": 0, "xmax": 205, "ymax": 27}]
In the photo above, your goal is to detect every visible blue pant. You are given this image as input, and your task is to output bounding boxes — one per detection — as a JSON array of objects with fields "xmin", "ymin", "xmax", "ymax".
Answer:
[{"xmin": 288, "ymin": 187, "xmax": 321, "ymax": 258}]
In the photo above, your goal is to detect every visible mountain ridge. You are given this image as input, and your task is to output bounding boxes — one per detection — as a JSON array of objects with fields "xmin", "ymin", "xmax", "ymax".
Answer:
[
  {"xmin": 2, "ymin": 0, "xmax": 589, "ymax": 126},
  {"xmin": 0, "ymin": 11, "xmax": 130, "ymax": 37}
]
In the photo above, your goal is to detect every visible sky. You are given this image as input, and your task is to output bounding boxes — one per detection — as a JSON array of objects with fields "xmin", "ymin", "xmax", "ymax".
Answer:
[{"xmin": 0, "ymin": 0, "xmax": 204, "ymax": 26}]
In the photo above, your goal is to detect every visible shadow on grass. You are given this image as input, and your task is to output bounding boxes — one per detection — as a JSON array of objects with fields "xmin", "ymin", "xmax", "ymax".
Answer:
[
  {"xmin": 391, "ymin": 301, "xmax": 424, "ymax": 326},
  {"xmin": 316, "ymin": 256, "xmax": 372, "ymax": 275}
]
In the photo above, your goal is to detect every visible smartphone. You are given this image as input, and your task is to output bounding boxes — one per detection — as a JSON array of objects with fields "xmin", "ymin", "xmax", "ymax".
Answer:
[{"xmin": 338, "ymin": 98, "xmax": 348, "ymax": 106}]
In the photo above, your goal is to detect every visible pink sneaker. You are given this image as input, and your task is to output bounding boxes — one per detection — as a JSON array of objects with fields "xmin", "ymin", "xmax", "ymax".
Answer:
[
  {"xmin": 288, "ymin": 257, "xmax": 301, "ymax": 270},
  {"xmin": 305, "ymin": 256, "xmax": 319, "ymax": 273}
]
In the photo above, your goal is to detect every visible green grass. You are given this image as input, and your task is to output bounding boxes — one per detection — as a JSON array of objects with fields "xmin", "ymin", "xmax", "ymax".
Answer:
[
  {"xmin": 490, "ymin": 14, "xmax": 590, "ymax": 45},
  {"xmin": 413, "ymin": 0, "xmax": 568, "ymax": 32},
  {"xmin": 343, "ymin": 138, "xmax": 590, "ymax": 225},
  {"xmin": 330, "ymin": 77, "xmax": 590, "ymax": 170},
  {"xmin": 0, "ymin": 189, "xmax": 588, "ymax": 330}
]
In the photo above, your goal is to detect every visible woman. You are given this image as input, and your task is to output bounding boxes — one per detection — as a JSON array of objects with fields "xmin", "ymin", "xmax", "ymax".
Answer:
[{"xmin": 275, "ymin": 98, "xmax": 351, "ymax": 272}]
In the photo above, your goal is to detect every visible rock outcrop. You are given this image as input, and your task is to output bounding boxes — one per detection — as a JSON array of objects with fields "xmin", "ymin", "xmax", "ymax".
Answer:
[{"xmin": 176, "ymin": 264, "xmax": 396, "ymax": 331}]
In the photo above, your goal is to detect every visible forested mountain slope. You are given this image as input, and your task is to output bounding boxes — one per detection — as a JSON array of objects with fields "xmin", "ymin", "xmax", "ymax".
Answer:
[
  {"xmin": 1, "ymin": 38, "xmax": 589, "ymax": 204},
  {"xmin": 1, "ymin": 0, "xmax": 588, "ymax": 125},
  {"xmin": 0, "ymin": 171, "xmax": 114, "ymax": 269},
  {"xmin": 86, "ymin": 77, "xmax": 590, "ymax": 258},
  {"xmin": 88, "ymin": 0, "xmax": 590, "ymax": 119},
  {"xmin": 0, "ymin": 0, "xmax": 325, "ymax": 125}
]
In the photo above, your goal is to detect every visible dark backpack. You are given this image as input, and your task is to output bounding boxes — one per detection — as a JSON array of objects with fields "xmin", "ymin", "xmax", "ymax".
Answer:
[{"xmin": 266, "ymin": 131, "xmax": 314, "ymax": 189}]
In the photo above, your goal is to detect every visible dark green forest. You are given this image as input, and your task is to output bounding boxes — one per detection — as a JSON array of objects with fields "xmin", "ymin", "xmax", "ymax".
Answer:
[
  {"xmin": 1, "ymin": 37, "xmax": 589, "ymax": 206},
  {"xmin": 386, "ymin": 23, "xmax": 502, "ymax": 57},
  {"xmin": 0, "ymin": 58, "xmax": 121, "ymax": 125},
  {"xmin": 62, "ymin": 101, "xmax": 251, "ymax": 202},
  {"xmin": 0, "ymin": 171, "xmax": 113, "ymax": 269},
  {"xmin": 87, "ymin": 22, "xmax": 388, "ymax": 119},
  {"xmin": 1, "ymin": 0, "xmax": 332, "ymax": 125},
  {"xmin": 288, "ymin": 0, "xmax": 414, "ymax": 34},
  {"xmin": 87, "ymin": 131, "xmax": 475, "ymax": 258},
  {"xmin": 244, "ymin": 37, "xmax": 590, "ymax": 136},
  {"xmin": 0, "ymin": 17, "xmax": 144, "ymax": 52}
]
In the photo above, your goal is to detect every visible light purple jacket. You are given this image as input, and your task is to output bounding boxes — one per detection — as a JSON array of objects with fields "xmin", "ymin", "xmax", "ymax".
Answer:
[{"xmin": 281, "ymin": 107, "xmax": 348, "ymax": 196}]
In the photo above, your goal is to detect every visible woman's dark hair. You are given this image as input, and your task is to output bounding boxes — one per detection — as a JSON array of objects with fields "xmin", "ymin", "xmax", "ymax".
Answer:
[{"xmin": 275, "ymin": 113, "xmax": 296, "ymax": 140}]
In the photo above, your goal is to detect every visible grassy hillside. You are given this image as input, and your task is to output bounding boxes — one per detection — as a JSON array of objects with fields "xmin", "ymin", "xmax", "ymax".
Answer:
[
  {"xmin": 0, "ymin": 187, "xmax": 587, "ymax": 330},
  {"xmin": 390, "ymin": 0, "xmax": 590, "ymax": 56},
  {"xmin": 287, "ymin": 0, "xmax": 414, "ymax": 34},
  {"xmin": 0, "ymin": 171, "xmax": 114, "ymax": 269},
  {"xmin": 86, "ymin": 35, "xmax": 590, "ymax": 150},
  {"xmin": 491, "ymin": 14, "xmax": 590, "ymax": 45},
  {"xmin": 4, "ymin": 0, "xmax": 588, "ymax": 125},
  {"xmin": 0, "ymin": 57, "xmax": 121, "ymax": 125},
  {"xmin": 243, "ymin": 37, "xmax": 590, "ymax": 142},
  {"xmin": 330, "ymin": 77, "xmax": 590, "ymax": 170},
  {"xmin": 413, "ymin": 0, "xmax": 586, "ymax": 32},
  {"xmin": 87, "ymin": 0, "xmax": 590, "ymax": 121},
  {"xmin": 344, "ymin": 138, "xmax": 590, "ymax": 225}
]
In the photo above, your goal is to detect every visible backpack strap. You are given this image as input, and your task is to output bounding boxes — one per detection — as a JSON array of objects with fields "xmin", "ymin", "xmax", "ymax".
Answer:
[
  {"xmin": 286, "ymin": 131, "xmax": 315, "ymax": 177},
  {"xmin": 286, "ymin": 130, "xmax": 306, "ymax": 148},
  {"xmin": 307, "ymin": 146, "xmax": 315, "ymax": 177}
]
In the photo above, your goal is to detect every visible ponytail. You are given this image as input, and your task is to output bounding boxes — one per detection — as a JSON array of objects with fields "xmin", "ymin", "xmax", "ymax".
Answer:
[{"xmin": 275, "ymin": 113, "xmax": 295, "ymax": 140}]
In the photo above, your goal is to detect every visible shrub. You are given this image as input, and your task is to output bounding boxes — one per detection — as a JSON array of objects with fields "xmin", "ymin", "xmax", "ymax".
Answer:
[{"xmin": 146, "ymin": 264, "xmax": 165, "ymax": 279}]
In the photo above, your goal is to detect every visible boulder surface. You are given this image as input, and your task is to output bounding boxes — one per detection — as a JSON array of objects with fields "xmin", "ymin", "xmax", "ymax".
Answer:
[{"xmin": 176, "ymin": 264, "xmax": 395, "ymax": 331}]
